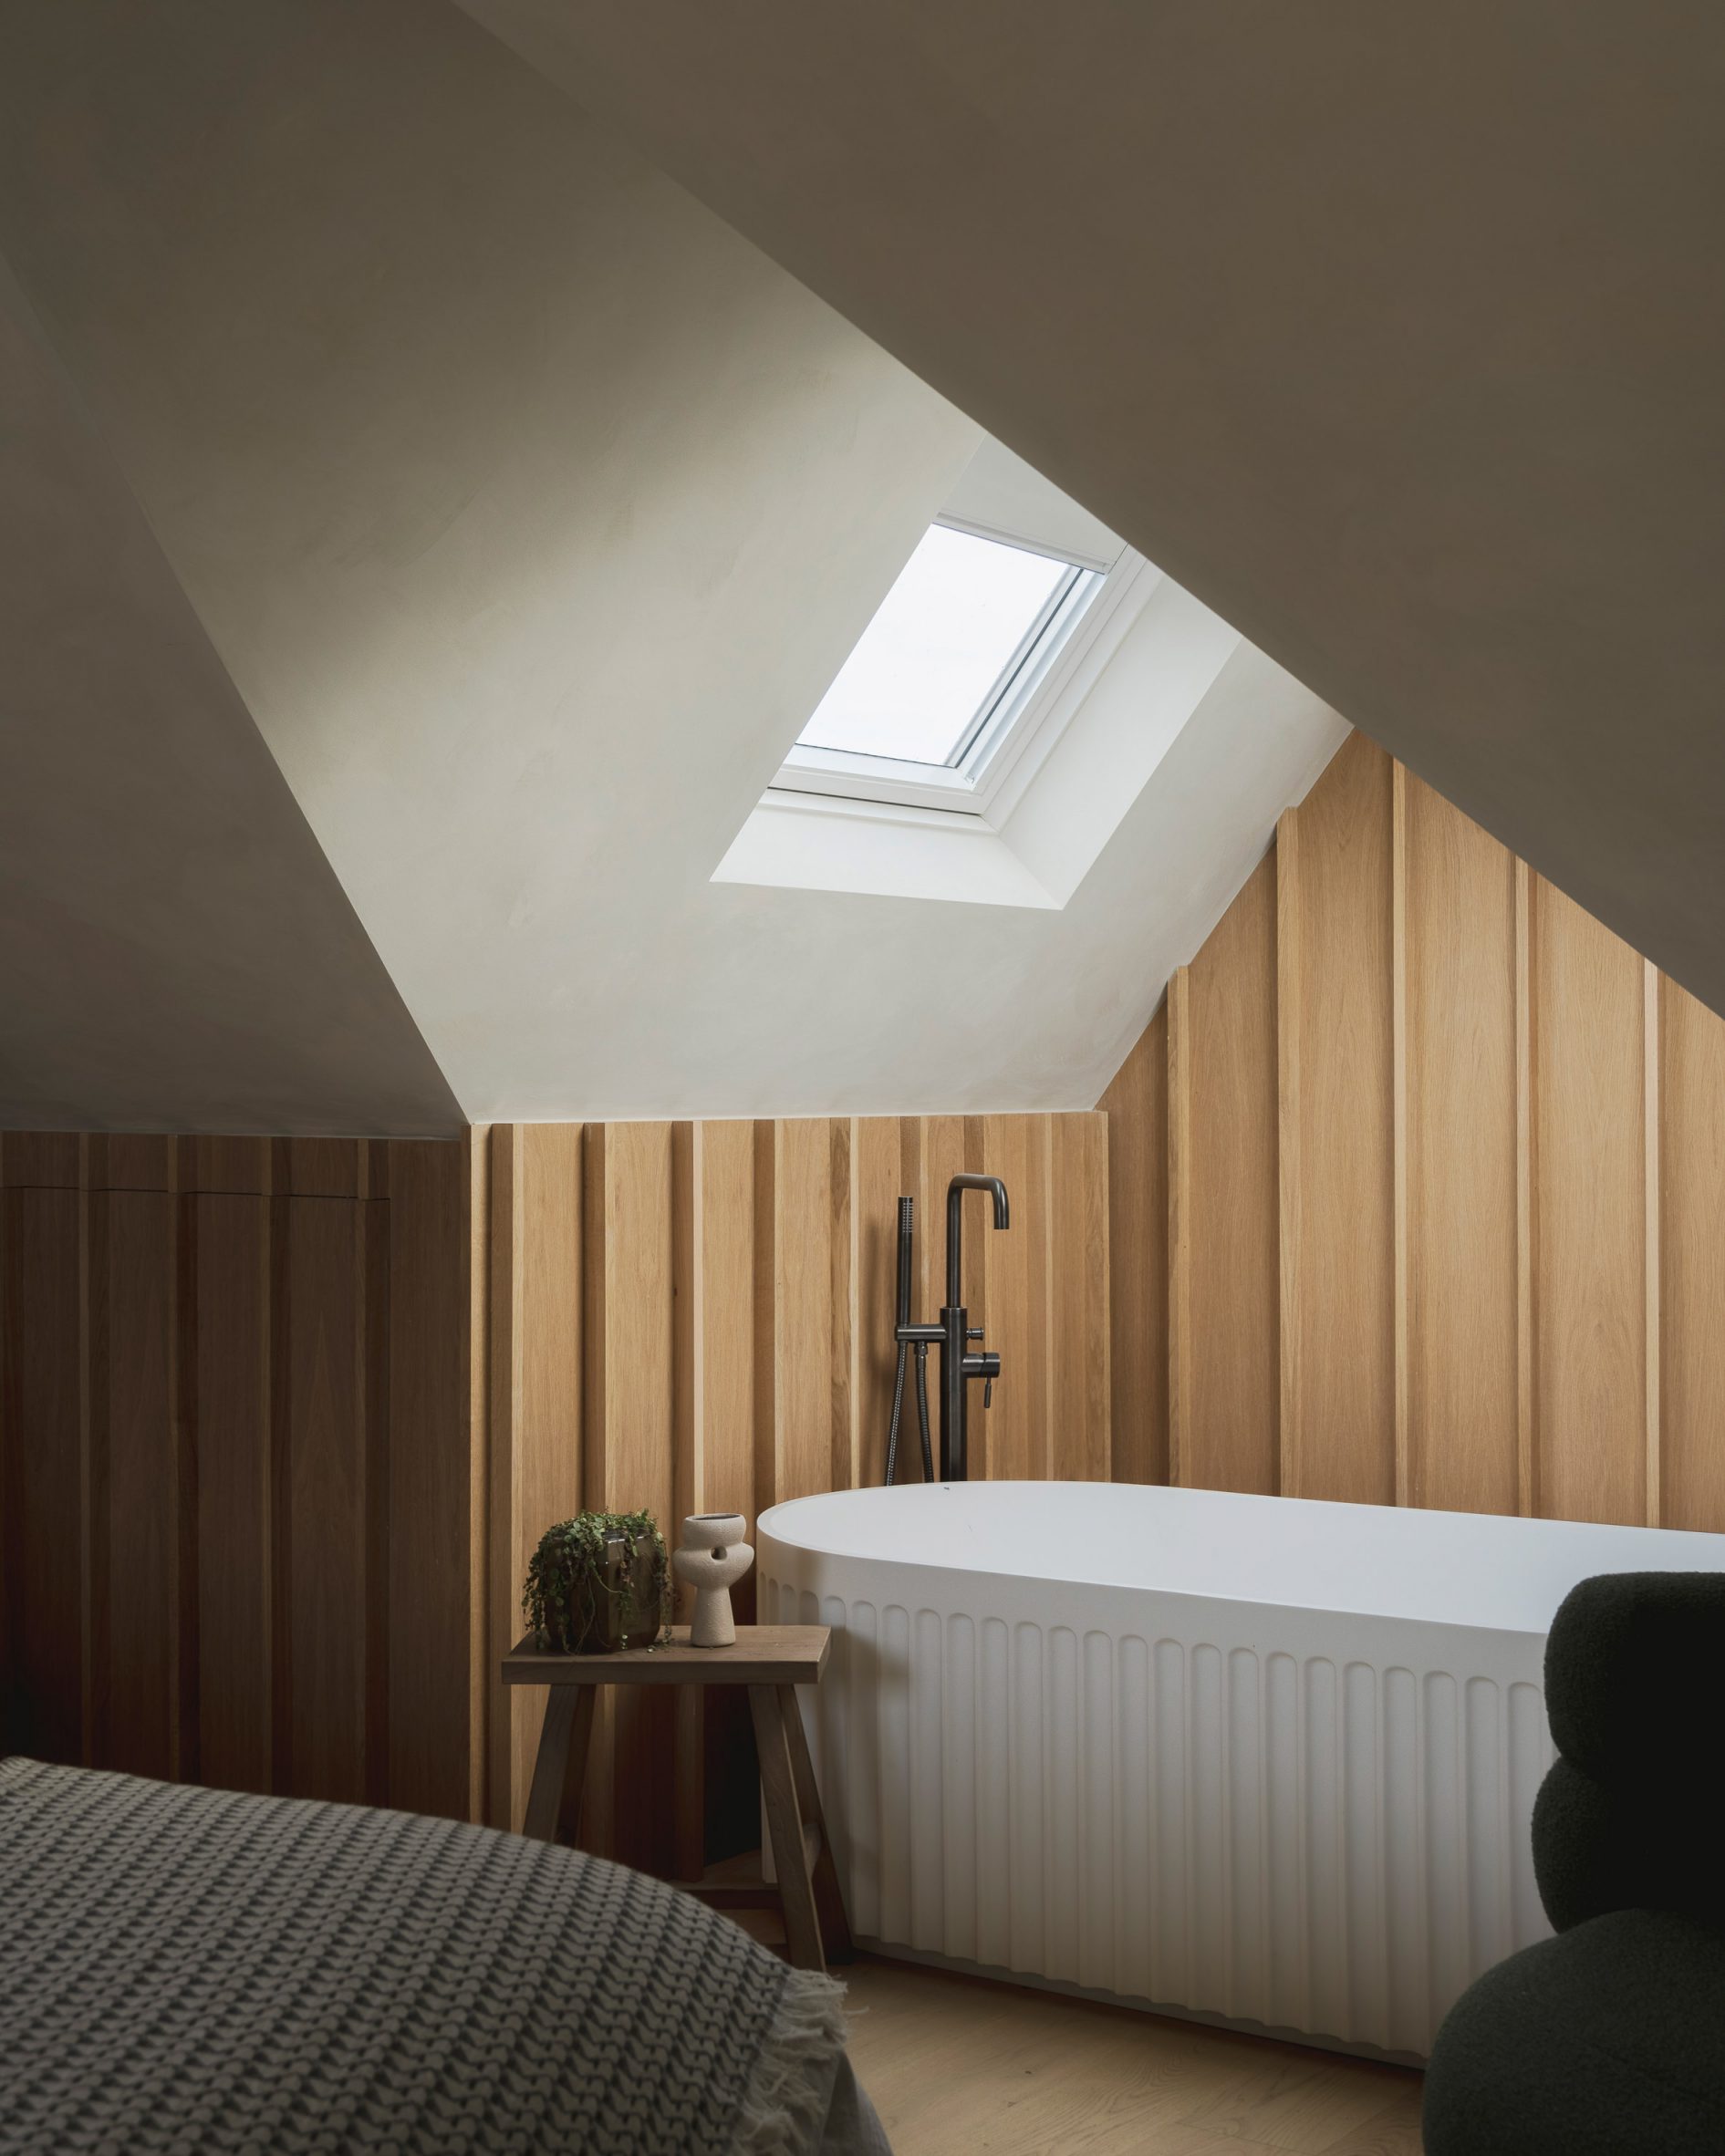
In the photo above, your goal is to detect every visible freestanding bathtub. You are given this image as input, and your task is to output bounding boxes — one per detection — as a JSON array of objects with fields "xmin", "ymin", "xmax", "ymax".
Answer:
[{"xmin": 756, "ymin": 1481, "xmax": 1725, "ymax": 2059}]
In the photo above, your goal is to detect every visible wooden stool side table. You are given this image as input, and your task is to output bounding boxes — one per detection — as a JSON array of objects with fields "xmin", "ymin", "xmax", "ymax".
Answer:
[{"xmin": 501, "ymin": 1623, "xmax": 852, "ymax": 1973}]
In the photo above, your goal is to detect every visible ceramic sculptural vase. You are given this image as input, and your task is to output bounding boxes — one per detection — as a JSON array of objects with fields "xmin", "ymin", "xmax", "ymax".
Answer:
[{"xmin": 672, "ymin": 1513, "xmax": 753, "ymax": 1646}]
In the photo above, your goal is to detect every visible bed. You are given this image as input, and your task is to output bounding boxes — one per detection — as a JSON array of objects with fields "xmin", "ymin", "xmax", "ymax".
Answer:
[{"xmin": 0, "ymin": 1757, "xmax": 888, "ymax": 2155}]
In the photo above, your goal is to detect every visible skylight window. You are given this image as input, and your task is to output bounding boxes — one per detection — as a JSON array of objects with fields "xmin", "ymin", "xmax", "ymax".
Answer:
[
  {"xmin": 797, "ymin": 525, "xmax": 1086, "ymax": 769},
  {"xmin": 765, "ymin": 437, "xmax": 1138, "ymax": 830}
]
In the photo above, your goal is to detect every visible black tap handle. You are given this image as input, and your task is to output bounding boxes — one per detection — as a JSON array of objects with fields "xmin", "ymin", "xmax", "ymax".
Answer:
[{"xmin": 983, "ymin": 1377, "xmax": 993, "ymax": 1409}]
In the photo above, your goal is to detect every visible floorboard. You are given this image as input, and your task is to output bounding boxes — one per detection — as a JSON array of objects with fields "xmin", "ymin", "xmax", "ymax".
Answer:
[{"xmin": 838, "ymin": 1956, "xmax": 1425, "ymax": 2156}]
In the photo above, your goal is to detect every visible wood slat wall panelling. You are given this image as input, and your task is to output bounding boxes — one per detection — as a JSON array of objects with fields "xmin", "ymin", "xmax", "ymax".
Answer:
[
  {"xmin": 1278, "ymin": 735, "xmax": 1396, "ymax": 1504},
  {"xmin": 486, "ymin": 1125, "xmax": 524, "ymax": 1829},
  {"xmin": 364, "ymin": 1198, "xmax": 390, "ymax": 1807},
  {"xmin": 1177, "ymin": 852, "xmax": 1280, "ymax": 1495},
  {"xmin": 1168, "ymin": 968, "xmax": 1193, "ymax": 1486},
  {"xmin": 751, "ymin": 1119, "xmax": 778, "ymax": 1514},
  {"xmin": 670, "ymin": 1121, "xmax": 700, "ymax": 1879},
  {"xmin": 977, "ymin": 1114, "xmax": 1051, "ymax": 1482},
  {"xmin": 831, "ymin": 1117, "xmax": 857, "ymax": 1494},
  {"xmin": 853, "ymin": 1117, "xmax": 907, "ymax": 1489},
  {"xmin": 180, "ymin": 1136, "xmax": 272, "ymax": 1196},
  {"xmin": 89, "ymin": 1187, "xmax": 179, "ymax": 1780},
  {"xmin": 384, "ymin": 1138, "xmax": 478, "ymax": 1821},
  {"xmin": 671, "ymin": 1125, "xmax": 697, "ymax": 1572},
  {"xmin": 768, "ymin": 1120, "xmax": 852, "ymax": 1506},
  {"xmin": 273, "ymin": 1137, "xmax": 368, "ymax": 1200},
  {"xmin": 2, "ymin": 1129, "xmax": 478, "ymax": 1819},
  {"xmin": 691, "ymin": 1120, "xmax": 764, "ymax": 1867},
  {"xmin": 1530, "ymin": 879, "xmax": 1650, "ymax": 1525},
  {"xmin": 701, "ymin": 1120, "xmax": 762, "ymax": 1521},
  {"xmin": 1047, "ymin": 1114, "xmax": 1111, "ymax": 1480},
  {"xmin": 1399, "ymin": 772, "xmax": 1521, "ymax": 1515},
  {"xmin": 478, "ymin": 1110, "xmax": 1115, "ymax": 1852},
  {"xmin": 1643, "ymin": 964, "xmax": 1661, "ymax": 1529},
  {"xmin": 670, "ymin": 1120, "xmax": 760, "ymax": 1874},
  {"xmin": 584, "ymin": 1122, "xmax": 675, "ymax": 1874},
  {"xmin": 1392, "ymin": 768, "xmax": 1408, "ymax": 1506},
  {"xmin": 0, "ymin": 1185, "xmax": 84, "ymax": 1761},
  {"xmin": 487, "ymin": 1123, "xmax": 583, "ymax": 1833},
  {"xmin": 464, "ymin": 1128, "xmax": 491, "ymax": 1825},
  {"xmin": 1098, "ymin": 736, "xmax": 1725, "ymax": 1539},
  {"xmin": 1097, "ymin": 1011, "xmax": 1167, "ymax": 1486},
  {"xmin": 1276, "ymin": 809, "xmax": 1302, "ymax": 1499},
  {"xmin": 920, "ymin": 1115, "xmax": 984, "ymax": 1319},
  {"xmin": 88, "ymin": 1135, "xmax": 173, "ymax": 1191},
  {"xmin": 1514, "ymin": 861, "xmax": 1536, "ymax": 1516},
  {"xmin": 1659, "ymin": 979, "xmax": 1725, "ymax": 1532},
  {"xmin": 276, "ymin": 1193, "xmax": 387, "ymax": 1802},
  {"xmin": 0, "ymin": 1132, "xmax": 83, "ymax": 1187},
  {"xmin": 84, "ymin": 1187, "xmax": 110, "ymax": 1763},
  {"xmin": 192, "ymin": 1189, "xmax": 273, "ymax": 1795}
]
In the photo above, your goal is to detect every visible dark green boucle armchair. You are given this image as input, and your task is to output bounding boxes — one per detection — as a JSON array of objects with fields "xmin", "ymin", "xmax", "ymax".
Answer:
[{"xmin": 1423, "ymin": 1571, "xmax": 1725, "ymax": 2154}]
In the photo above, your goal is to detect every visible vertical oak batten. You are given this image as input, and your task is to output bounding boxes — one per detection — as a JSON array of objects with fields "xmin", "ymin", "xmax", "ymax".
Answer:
[
  {"xmin": 1659, "ymin": 978, "xmax": 1725, "ymax": 1532},
  {"xmin": 1276, "ymin": 805, "xmax": 1303, "ymax": 1500},
  {"xmin": 1515, "ymin": 860, "xmax": 1537, "ymax": 1518},
  {"xmin": 1402, "ymin": 774, "xmax": 1521, "ymax": 1516},
  {"xmin": 1097, "ymin": 1008, "xmax": 1167, "ymax": 1487},
  {"xmin": 1391, "ymin": 762, "xmax": 1409, "ymax": 1507},
  {"xmin": 1181, "ymin": 855, "xmax": 1281, "ymax": 1497},
  {"xmin": 584, "ymin": 1122, "xmax": 674, "ymax": 1874},
  {"xmin": 1276, "ymin": 736, "xmax": 1396, "ymax": 1506},
  {"xmin": 1531, "ymin": 879, "xmax": 1648, "ymax": 1525},
  {"xmin": 1167, "ymin": 969, "xmax": 1192, "ymax": 1488},
  {"xmin": 1643, "ymin": 962, "xmax": 1661, "ymax": 1529}
]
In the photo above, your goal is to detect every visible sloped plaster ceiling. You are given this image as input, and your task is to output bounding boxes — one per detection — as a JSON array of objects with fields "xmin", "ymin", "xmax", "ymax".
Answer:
[
  {"xmin": 0, "ymin": 261, "xmax": 460, "ymax": 1135},
  {"xmin": 462, "ymin": 1, "xmax": 1725, "ymax": 1025},
  {"xmin": 0, "ymin": 0, "xmax": 1344, "ymax": 1122}
]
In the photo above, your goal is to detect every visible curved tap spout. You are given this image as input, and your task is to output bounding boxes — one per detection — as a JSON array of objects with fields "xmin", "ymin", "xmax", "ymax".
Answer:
[{"xmin": 945, "ymin": 1174, "xmax": 1011, "ymax": 1308}]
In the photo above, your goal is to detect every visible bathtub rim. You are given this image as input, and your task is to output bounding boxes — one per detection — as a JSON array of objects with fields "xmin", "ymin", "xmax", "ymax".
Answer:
[{"xmin": 759, "ymin": 1480, "xmax": 1725, "ymax": 1645}]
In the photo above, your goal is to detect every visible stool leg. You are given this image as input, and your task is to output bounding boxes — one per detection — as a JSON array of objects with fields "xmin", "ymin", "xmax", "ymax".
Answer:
[
  {"xmin": 779, "ymin": 1684, "xmax": 853, "ymax": 1962},
  {"xmin": 749, "ymin": 1683, "xmax": 825, "ymax": 1973},
  {"xmin": 558, "ymin": 1685, "xmax": 598, "ymax": 1845},
  {"xmin": 524, "ymin": 1685, "xmax": 594, "ymax": 1843}
]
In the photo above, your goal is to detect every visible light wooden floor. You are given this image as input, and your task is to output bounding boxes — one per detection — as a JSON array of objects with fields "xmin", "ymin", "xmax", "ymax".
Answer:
[{"xmin": 840, "ymin": 1956, "xmax": 1425, "ymax": 2156}]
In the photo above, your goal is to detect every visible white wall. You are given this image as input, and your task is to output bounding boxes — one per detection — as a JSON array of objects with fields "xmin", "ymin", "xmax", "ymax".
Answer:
[
  {"xmin": 465, "ymin": 0, "xmax": 1725, "ymax": 1031},
  {"xmin": 0, "ymin": 259, "xmax": 458, "ymax": 1135},
  {"xmin": 0, "ymin": 0, "xmax": 1342, "ymax": 1124}
]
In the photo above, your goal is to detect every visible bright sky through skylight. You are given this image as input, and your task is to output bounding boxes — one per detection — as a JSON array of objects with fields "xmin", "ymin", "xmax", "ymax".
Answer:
[{"xmin": 798, "ymin": 524, "xmax": 1073, "ymax": 766}]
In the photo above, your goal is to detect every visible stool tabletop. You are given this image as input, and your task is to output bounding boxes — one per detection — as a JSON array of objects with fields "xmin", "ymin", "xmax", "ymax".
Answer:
[{"xmin": 503, "ymin": 1622, "xmax": 830, "ymax": 1687}]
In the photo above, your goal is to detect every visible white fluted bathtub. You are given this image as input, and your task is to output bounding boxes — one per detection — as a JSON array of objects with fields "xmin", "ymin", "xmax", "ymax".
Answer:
[{"xmin": 756, "ymin": 1481, "xmax": 1725, "ymax": 2058}]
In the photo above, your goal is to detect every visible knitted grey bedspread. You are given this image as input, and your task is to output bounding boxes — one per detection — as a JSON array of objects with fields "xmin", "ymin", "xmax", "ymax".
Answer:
[{"xmin": 0, "ymin": 1757, "xmax": 878, "ymax": 2156}]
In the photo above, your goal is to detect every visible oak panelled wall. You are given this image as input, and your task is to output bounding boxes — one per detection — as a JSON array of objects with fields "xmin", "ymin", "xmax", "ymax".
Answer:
[
  {"xmin": 0, "ymin": 1134, "xmax": 484, "ymax": 1819},
  {"xmin": 486, "ymin": 1114, "xmax": 1112, "ymax": 1869},
  {"xmin": 8, "ymin": 733, "xmax": 1722, "ymax": 1875},
  {"xmin": 1101, "ymin": 732, "xmax": 1725, "ymax": 1538},
  {"xmin": 1, "ymin": 1112, "xmax": 1107, "ymax": 1867}
]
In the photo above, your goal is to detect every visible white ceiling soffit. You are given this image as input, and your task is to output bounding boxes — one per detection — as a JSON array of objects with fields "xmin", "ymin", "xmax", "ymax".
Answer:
[
  {"xmin": 461, "ymin": 1, "xmax": 1725, "ymax": 1024},
  {"xmin": 0, "ymin": 0, "xmax": 1342, "ymax": 1123},
  {"xmin": 0, "ymin": 260, "xmax": 461, "ymax": 1137},
  {"xmin": 940, "ymin": 436, "xmax": 1126, "ymax": 573}
]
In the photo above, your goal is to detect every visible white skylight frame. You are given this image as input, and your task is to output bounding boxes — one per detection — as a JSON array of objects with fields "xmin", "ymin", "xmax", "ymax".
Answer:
[{"xmin": 772, "ymin": 516, "xmax": 1151, "ymax": 826}]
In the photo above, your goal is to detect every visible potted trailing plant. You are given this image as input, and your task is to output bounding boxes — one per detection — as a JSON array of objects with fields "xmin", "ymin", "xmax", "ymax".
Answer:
[{"xmin": 522, "ymin": 1509, "xmax": 671, "ymax": 1653}]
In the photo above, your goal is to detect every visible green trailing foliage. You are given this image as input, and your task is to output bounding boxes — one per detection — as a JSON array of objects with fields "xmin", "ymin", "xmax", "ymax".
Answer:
[{"xmin": 522, "ymin": 1508, "xmax": 671, "ymax": 1653}]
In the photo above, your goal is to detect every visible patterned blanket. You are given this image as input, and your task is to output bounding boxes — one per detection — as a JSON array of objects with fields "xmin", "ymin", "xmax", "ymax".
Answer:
[{"xmin": 0, "ymin": 1757, "xmax": 858, "ymax": 2155}]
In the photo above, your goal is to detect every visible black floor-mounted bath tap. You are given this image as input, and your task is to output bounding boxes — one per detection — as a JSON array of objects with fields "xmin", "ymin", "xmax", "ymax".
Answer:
[{"xmin": 884, "ymin": 1173, "xmax": 1011, "ymax": 1484}]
